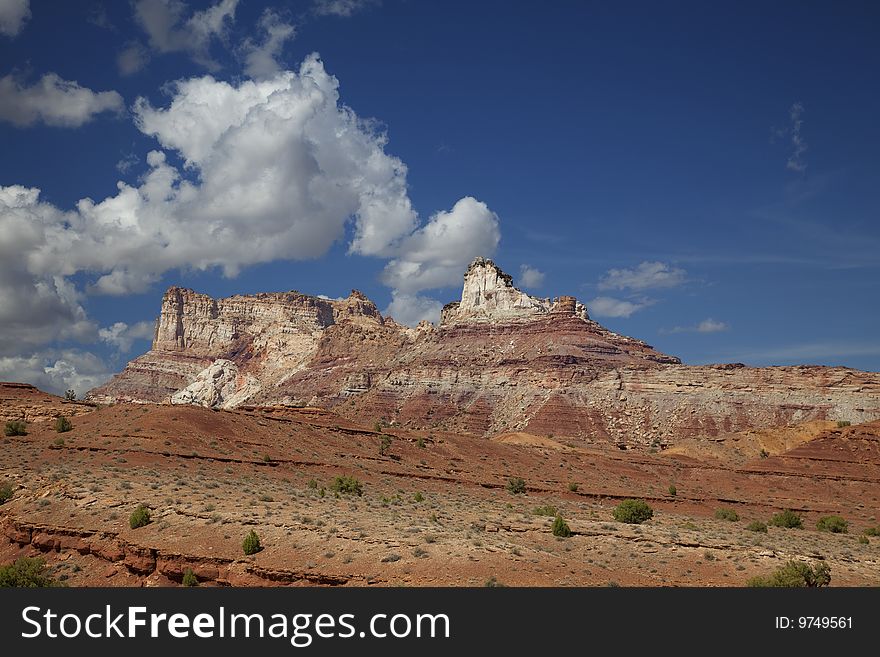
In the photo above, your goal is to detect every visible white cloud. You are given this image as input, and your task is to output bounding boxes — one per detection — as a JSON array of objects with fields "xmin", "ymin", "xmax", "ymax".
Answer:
[
  {"xmin": 786, "ymin": 102, "xmax": 807, "ymax": 173},
  {"xmin": 0, "ymin": 73, "xmax": 124, "ymax": 127},
  {"xmin": 117, "ymin": 41, "xmax": 151, "ymax": 75},
  {"xmin": 588, "ymin": 296, "xmax": 653, "ymax": 318},
  {"xmin": 598, "ymin": 261, "xmax": 686, "ymax": 291},
  {"xmin": 663, "ymin": 318, "xmax": 729, "ymax": 334},
  {"xmin": 380, "ymin": 196, "xmax": 501, "ymax": 294},
  {"xmin": 313, "ymin": 0, "xmax": 377, "ymax": 17},
  {"xmin": 133, "ymin": 0, "xmax": 239, "ymax": 70},
  {"xmin": 0, "ymin": 0, "xmax": 30, "ymax": 37},
  {"xmin": 99, "ymin": 321, "xmax": 155, "ymax": 353},
  {"xmin": 0, "ymin": 350, "xmax": 114, "ymax": 396},
  {"xmin": 519, "ymin": 264, "xmax": 545, "ymax": 288},
  {"xmin": 240, "ymin": 9, "xmax": 295, "ymax": 79},
  {"xmin": 384, "ymin": 292, "xmax": 442, "ymax": 326}
]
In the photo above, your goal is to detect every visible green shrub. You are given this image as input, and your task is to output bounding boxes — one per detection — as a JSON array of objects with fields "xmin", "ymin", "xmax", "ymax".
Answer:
[
  {"xmin": 715, "ymin": 507, "xmax": 739, "ymax": 521},
  {"xmin": 552, "ymin": 515, "xmax": 571, "ymax": 537},
  {"xmin": 412, "ymin": 492, "xmax": 425, "ymax": 503},
  {"xmin": 330, "ymin": 476, "xmax": 363, "ymax": 496},
  {"xmin": 836, "ymin": 420, "xmax": 851, "ymax": 428},
  {"xmin": 864, "ymin": 526, "xmax": 880, "ymax": 537},
  {"xmin": 52, "ymin": 436, "xmax": 65, "ymax": 448},
  {"xmin": 0, "ymin": 482, "xmax": 12, "ymax": 504},
  {"xmin": 182, "ymin": 568, "xmax": 198, "ymax": 587},
  {"xmin": 746, "ymin": 520, "xmax": 768, "ymax": 533},
  {"xmin": 613, "ymin": 499, "xmax": 654, "ymax": 524},
  {"xmin": 484, "ymin": 576, "xmax": 505, "ymax": 587},
  {"xmin": 243, "ymin": 530, "xmax": 262, "ymax": 555},
  {"xmin": 816, "ymin": 515, "xmax": 848, "ymax": 534},
  {"xmin": 770, "ymin": 509, "xmax": 803, "ymax": 529},
  {"xmin": 747, "ymin": 561, "xmax": 831, "ymax": 588},
  {"xmin": 759, "ymin": 449, "xmax": 769, "ymax": 459},
  {"xmin": 416, "ymin": 438, "xmax": 426, "ymax": 449},
  {"xmin": 54, "ymin": 416, "xmax": 72, "ymax": 433},
  {"xmin": 129, "ymin": 504, "xmax": 151, "ymax": 529},
  {"xmin": 533, "ymin": 505, "xmax": 558, "ymax": 517},
  {"xmin": 379, "ymin": 434, "xmax": 392, "ymax": 456},
  {"xmin": 567, "ymin": 482, "xmax": 579, "ymax": 492},
  {"xmin": 64, "ymin": 389, "xmax": 76, "ymax": 401},
  {"xmin": 506, "ymin": 477, "xmax": 526, "ymax": 495},
  {"xmin": 0, "ymin": 557, "xmax": 63, "ymax": 587},
  {"xmin": 4, "ymin": 420, "xmax": 26, "ymax": 436},
  {"xmin": 858, "ymin": 535, "xmax": 869, "ymax": 545},
  {"xmin": 307, "ymin": 479, "xmax": 318, "ymax": 490},
  {"xmin": 668, "ymin": 485, "xmax": 677, "ymax": 497}
]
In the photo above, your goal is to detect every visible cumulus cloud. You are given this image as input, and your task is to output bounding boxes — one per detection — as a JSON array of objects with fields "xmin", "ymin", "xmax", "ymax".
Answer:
[
  {"xmin": 598, "ymin": 261, "xmax": 686, "ymax": 291},
  {"xmin": 117, "ymin": 41, "xmax": 151, "ymax": 75},
  {"xmin": 240, "ymin": 9, "xmax": 295, "ymax": 79},
  {"xmin": 380, "ymin": 197, "xmax": 500, "ymax": 294},
  {"xmin": 0, "ymin": 350, "xmax": 113, "ymax": 397},
  {"xmin": 519, "ymin": 264, "xmax": 545, "ymax": 288},
  {"xmin": 0, "ymin": 54, "xmax": 502, "ymax": 341},
  {"xmin": 313, "ymin": 0, "xmax": 377, "ymax": 17},
  {"xmin": 587, "ymin": 296, "xmax": 653, "ymax": 319},
  {"xmin": 662, "ymin": 318, "xmax": 729, "ymax": 334},
  {"xmin": 0, "ymin": 73, "xmax": 123, "ymax": 127},
  {"xmin": 99, "ymin": 321, "xmax": 155, "ymax": 353},
  {"xmin": 0, "ymin": 0, "xmax": 30, "ymax": 37},
  {"xmin": 384, "ymin": 292, "xmax": 442, "ymax": 326},
  {"xmin": 133, "ymin": 0, "xmax": 238, "ymax": 70}
]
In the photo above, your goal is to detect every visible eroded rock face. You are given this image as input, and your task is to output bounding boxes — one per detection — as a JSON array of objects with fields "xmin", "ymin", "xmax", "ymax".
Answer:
[{"xmin": 88, "ymin": 257, "xmax": 880, "ymax": 444}]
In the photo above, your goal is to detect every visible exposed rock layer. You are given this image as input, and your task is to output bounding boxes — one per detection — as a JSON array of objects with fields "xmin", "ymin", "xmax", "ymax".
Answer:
[{"xmin": 88, "ymin": 258, "xmax": 880, "ymax": 444}]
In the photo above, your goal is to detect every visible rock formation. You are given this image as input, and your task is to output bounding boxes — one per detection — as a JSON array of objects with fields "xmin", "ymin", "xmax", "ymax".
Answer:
[{"xmin": 89, "ymin": 258, "xmax": 880, "ymax": 445}]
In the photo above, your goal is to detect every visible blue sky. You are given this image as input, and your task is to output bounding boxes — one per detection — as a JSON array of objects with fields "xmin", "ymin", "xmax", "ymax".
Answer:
[{"xmin": 1, "ymin": 0, "xmax": 879, "ymax": 394}]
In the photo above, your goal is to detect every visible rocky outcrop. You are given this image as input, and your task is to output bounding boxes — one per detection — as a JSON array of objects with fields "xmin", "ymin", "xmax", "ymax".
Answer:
[
  {"xmin": 0, "ymin": 382, "xmax": 95, "ymax": 424},
  {"xmin": 89, "ymin": 258, "xmax": 880, "ymax": 445}
]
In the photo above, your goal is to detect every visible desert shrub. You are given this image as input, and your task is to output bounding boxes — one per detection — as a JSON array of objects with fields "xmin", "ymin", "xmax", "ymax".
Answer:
[
  {"xmin": 129, "ymin": 504, "xmax": 151, "ymax": 529},
  {"xmin": 770, "ymin": 509, "xmax": 803, "ymax": 529},
  {"xmin": 416, "ymin": 438, "xmax": 426, "ymax": 449},
  {"xmin": 715, "ymin": 507, "xmax": 739, "ymax": 522},
  {"xmin": 668, "ymin": 485, "xmax": 677, "ymax": 496},
  {"xmin": 0, "ymin": 557, "xmax": 63, "ymax": 588},
  {"xmin": 747, "ymin": 561, "xmax": 831, "ymax": 588},
  {"xmin": 484, "ymin": 576, "xmax": 505, "ymax": 587},
  {"xmin": 307, "ymin": 479, "xmax": 318, "ymax": 490},
  {"xmin": 412, "ymin": 492, "xmax": 425, "ymax": 503},
  {"xmin": 54, "ymin": 416, "xmax": 72, "ymax": 433},
  {"xmin": 568, "ymin": 482, "xmax": 579, "ymax": 492},
  {"xmin": 533, "ymin": 505, "xmax": 558, "ymax": 517},
  {"xmin": 52, "ymin": 436, "xmax": 65, "ymax": 448},
  {"xmin": 613, "ymin": 499, "xmax": 654, "ymax": 524},
  {"xmin": 4, "ymin": 420, "xmax": 26, "ymax": 436},
  {"xmin": 243, "ymin": 530, "xmax": 262, "ymax": 555},
  {"xmin": 0, "ymin": 482, "xmax": 12, "ymax": 504},
  {"xmin": 64, "ymin": 389, "xmax": 76, "ymax": 401},
  {"xmin": 863, "ymin": 526, "xmax": 880, "ymax": 537},
  {"xmin": 330, "ymin": 476, "xmax": 363, "ymax": 496},
  {"xmin": 858, "ymin": 535, "xmax": 869, "ymax": 544},
  {"xmin": 552, "ymin": 515, "xmax": 571, "ymax": 537},
  {"xmin": 836, "ymin": 420, "xmax": 851, "ymax": 428},
  {"xmin": 379, "ymin": 435, "xmax": 392, "ymax": 456},
  {"xmin": 506, "ymin": 477, "xmax": 526, "ymax": 495},
  {"xmin": 373, "ymin": 420, "xmax": 382, "ymax": 432},
  {"xmin": 816, "ymin": 515, "xmax": 848, "ymax": 533},
  {"xmin": 759, "ymin": 449, "xmax": 769, "ymax": 459},
  {"xmin": 746, "ymin": 521, "xmax": 768, "ymax": 533},
  {"xmin": 182, "ymin": 568, "xmax": 198, "ymax": 587}
]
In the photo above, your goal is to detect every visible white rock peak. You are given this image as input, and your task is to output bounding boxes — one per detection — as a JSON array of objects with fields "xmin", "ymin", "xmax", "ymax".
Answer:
[{"xmin": 440, "ymin": 257, "xmax": 588, "ymax": 325}]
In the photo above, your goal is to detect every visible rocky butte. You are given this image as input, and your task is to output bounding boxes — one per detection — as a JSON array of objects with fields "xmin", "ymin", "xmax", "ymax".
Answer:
[{"xmin": 90, "ymin": 257, "xmax": 880, "ymax": 446}]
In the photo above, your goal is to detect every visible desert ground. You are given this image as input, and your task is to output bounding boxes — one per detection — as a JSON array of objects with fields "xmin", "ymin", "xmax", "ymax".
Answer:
[{"xmin": 1, "ymin": 382, "xmax": 878, "ymax": 587}]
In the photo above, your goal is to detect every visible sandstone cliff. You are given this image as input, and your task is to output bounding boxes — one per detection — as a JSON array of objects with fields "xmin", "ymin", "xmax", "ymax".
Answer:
[{"xmin": 89, "ymin": 258, "xmax": 880, "ymax": 444}]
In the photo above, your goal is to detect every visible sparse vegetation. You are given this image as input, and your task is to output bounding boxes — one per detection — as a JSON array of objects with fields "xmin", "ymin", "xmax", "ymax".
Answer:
[
  {"xmin": 613, "ymin": 499, "xmax": 653, "ymax": 524},
  {"xmin": 4, "ymin": 420, "xmax": 26, "ymax": 437},
  {"xmin": 307, "ymin": 479, "xmax": 318, "ymax": 490},
  {"xmin": 568, "ymin": 482, "xmax": 579, "ymax": 492},
  {"xmin": 816, "ymin": 515, "xmax": 848, "ymax": 534},
  {"xmin": 412, "ymin": 492, "xmax": 425, "ymax": 503},
  {"xmin": 330, "ymin": 476, "xmax": 363, "ymax": 496},
  {"xmin": 243, "ymin": 530, "xmax": 262, "ymax": 555},
  {"xmin": 506, "ymin": 477, "xmax": 526, "ymax": 495},
  {"xmin": 552, "ymin": 514, "xmax": 571, "ymax": 537},
  {"xmin": 770, "ymin": 509, "xmax": 803, "ymax": 529},
  {"xmin": 379, "ymin": 434, "xmax": 392, "ymax": 456},
  {"xmin": 668, "ymin": 485, "xmax": 677, "ymax": 497},
  {"xmin": 0, "ymin": 557, "xmax": 63, "ymax": 587},
  {"xmin": 746, "ymin": 520, "xmax": 768, "ymax": 533},
  {"xmin": 759, "ymin": 448, "xmax": 769, "ymax": 459},
  {"xmin": 747, "ymin": 561, "xmax": 831, "ymax": 588},
  {"xmin": 64, "ymin": 389, "xmax": 76, "ymax": 401},
  {"xmin": 129, "ymin": 504, "xmax": 151, "ymax": 529},
  {"xmin": 836, "ymin": 420, "xmax": 851, "ymax": 428},
  {"xmin": 533, "ymin": 505, "xmax": 558, "ymax": 517},
  {"xmin": 858, "ymin": 535, "xmax": 869, "ymax": 544},
  {"xmin": 863, "ymin": 527, "xmax": 880, "ymax": 537},
  {"xmin": 54, "ymin": 416, "xmax": 72, "ymax": 433},
  {"xmin": 0, "ymin": 482, "xmax": 12, "ymax": 504},
  {"xmin": 182, "ymin": 569, "xmax": 198, "ymax": 587},
  {"xmin": 715, "ymin": 507, "xmax": 739, "ymax": 522},
  {"xmin": 52, "ymin": 436, "xmax": 65, "ymax": 448},
  {"xmin": 416, "ymin": 437, "xmax": 426, "ymax": 449},
  {"xmin": 484, "ymin": 576, "xmax": 505, "ymax": 587}
]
